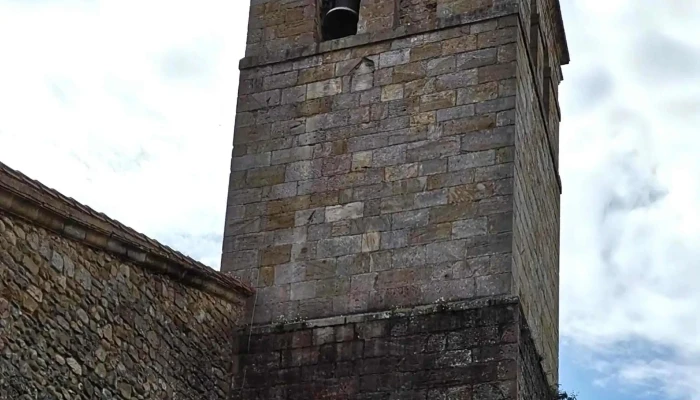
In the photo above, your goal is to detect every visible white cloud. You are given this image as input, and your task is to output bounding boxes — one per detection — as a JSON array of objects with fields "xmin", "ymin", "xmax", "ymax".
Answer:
[
  {"xmin": 560, "ymin": 0, "xmax": 700, "ymax": 398},
  {"xmin": 0, "ymin": 0, "xmax": 250, "ymax": 266}
]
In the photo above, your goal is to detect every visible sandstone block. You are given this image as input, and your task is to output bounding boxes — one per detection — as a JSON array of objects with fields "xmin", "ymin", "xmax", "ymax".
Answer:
[
  {"xmin": 307, "ymin": 78, "xmax": 343, "ymax": 100},
  {"xmin": 246, "ymin": 165, "xmax": 286, "ymax": 187},
  {"xmin": 448, "ymin": 151, "xmax": 495, "ymax": 171},
  {"xmin": 457, "ymin": 82, "xmax": 499, "ymax": 105},
  {"xmin": 352, "ymin": 151, "xmax": 373, "ymax": 171},
  {"xmin": 381, "ymin": 84, "xmax": 404, "ymax": 102},
  {"xmin": 326, "ymin": 203, "xmax": 365, "ymax": 223},
  {"xmin": 362, "ymin": 232, "xmax": 381, "ymax": 253},
  {"xmin": 262, "ymin": 245, "xmax": 292, "ymax": 266},
  {"xmin": 420, "ymin": 91, "xmax": 456, "ymax": 112},
  {"xmin": 441, "ymin": 35, "xmax": 478, "ymax": 55},
  {"xmin": 379, "ymin": 49, "xmax": 410, "ymax": 68},
  {"xmin": 298, "ymin": 65, "xmax": 335, "ymax": 85},
  {"xmin": 409, "ymin": 223, "xmax": 452, "ymax": 245},
  {"xmin": 456, "ymin": 48, "xmax": 497, "ymax": 70},
  {"xmin": 410, "ymin": 43, "xmax": 442, "ymax": 62}
]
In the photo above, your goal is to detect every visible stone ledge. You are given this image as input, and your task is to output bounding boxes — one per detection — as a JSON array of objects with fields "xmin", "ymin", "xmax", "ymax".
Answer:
[
  {"xmin": 239, "ymin": 2, "xmax": 519, "ymax": 70},
  {"xmin": 0, "ymin": 161, "xmax": 254, "ymax": 303},
  {"xmin": 240, "ymin": 295, "xmax": 519, "ymax": 335}
]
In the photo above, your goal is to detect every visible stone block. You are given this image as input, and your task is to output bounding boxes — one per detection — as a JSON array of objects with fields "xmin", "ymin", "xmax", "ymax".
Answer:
[
  {"xmin": 263, "ymin": 71, "xmax": 299, "ymax": 90},
  {"xmin": 392, "ymin": 209, "xmax": 430, "ymax": 230},
  {"xmin": 291, "ymin": 281, "xmax": 317, "ymax": 301},
  {"xmin": 326, "ymin": 202, "xmax": 365, "ymax": 223},
  {"xmin": 461, "ymin": 126, "xmax": 514, "ymax": 151},
  {"xmin": 457, "ymin": 82, "xmax": 499, "ymax": 105},
  {"xmin": 426, "ymin": 56, "xmax": 456, "ymax": 76},
  {"xmin": 317, "ymin": 235, "xmax": 363, "ymax": 258},
  {"xmin": 262, "ymin": 245, "xmax": 292, "ymax": 266},
  {"xmin": 456, "ymin": 48, "xmax": 498, "ymax": 70},
  {"xmin": 323, "ymin": 155, "xmax": 352, "ymax": 176},
  {"xmin": 381, "ymin": 84, "xmax": 405, "ymax": 102},
  {"xmin": 452, "ymin": 218, "xmax": 488, "ymax": 239},
  {"xmin": 362, "ymin": 232, "xmax": 381, "ymax": 253},
  {"xmin": 247, "ymin": 165, "xmax": 286, "ymax": 187},
  {"xmin": 406, "ymin": 137, "xmax": 460, "ymax": 162},
  {"xmin": 285, "ymin": 160, "xmax": 323, "ymax": 181},
  {"xmin": 435, "ymin": 70, "xmax": 479, "ymax": 90},
  {"xmin": 281, "ymin": 85, "xmax": 307, "ymax": 104},
  {"xmin": 420, "ymin": 91, "xmax": 457, "ymax": 112},
  {"xmin": 386, "ymin": 163, "xmax": 419, "ymax": 182},
  {"xmin": 351, "ymin": 151, "xmax": 372, "ymax": 172},
  {"xmin": 436, "ymin": 104, "xmax": 475, "ymax": 122},
  {"xmin": 448, "ymin": 150, "xmax": 495, "ymax": 171},
  {"xmin": 379, "ymin": 49, "xmax": 411, "ymax": 68},
  {"xmin": 380, "ymin": 230, "xmax": 409, "ymax": 250},
  {"xmin": 372, "ymin": 144, "xmax": 407, "ymax": 167},
  {"xmin": 352, "ymin": 74, "xmax": 374, "ymax": 92},
  {"xmin": 298, "ymin": 65, "xmax": 335, "ymax": 85},
  {"xmin": 307, "ymin": 78, "xmax": 343, "ymax": 100}
]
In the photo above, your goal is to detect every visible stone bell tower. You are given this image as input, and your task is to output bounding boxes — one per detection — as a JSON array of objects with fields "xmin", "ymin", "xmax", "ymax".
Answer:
[{"xmin": 222, "ymin": 0, "xmax": 569, "ymax": 397}]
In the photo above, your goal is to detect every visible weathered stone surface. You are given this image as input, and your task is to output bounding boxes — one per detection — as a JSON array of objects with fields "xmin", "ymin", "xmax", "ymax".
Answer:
[
  {"xmin": 0, "ymin": 212, "xmax": 245, "ymax": 399},
  {"xmin": 227, "ymin": 3, "xmax": 567, "ymax": 391},
  {"xmin": 233, "ymin": 299, "xmax": 527, "ymax": 399}
]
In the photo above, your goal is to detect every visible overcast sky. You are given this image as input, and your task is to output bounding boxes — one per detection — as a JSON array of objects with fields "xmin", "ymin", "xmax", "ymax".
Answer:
[{"xmin": 1, "ymin": 0, "xmax": 699, "ymax": 398}]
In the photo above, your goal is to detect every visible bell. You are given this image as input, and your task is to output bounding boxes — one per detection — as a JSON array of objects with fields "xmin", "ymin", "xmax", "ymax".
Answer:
[{"xmin": 322, "ymin": 0, "xmax": 361, "ymax": 41}]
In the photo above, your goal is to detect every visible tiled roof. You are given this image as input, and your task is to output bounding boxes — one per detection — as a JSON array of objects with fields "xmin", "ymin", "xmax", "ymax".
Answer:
[{"xmin": 0, "ymin": 161, "xmax": 254, "ymax": 301}]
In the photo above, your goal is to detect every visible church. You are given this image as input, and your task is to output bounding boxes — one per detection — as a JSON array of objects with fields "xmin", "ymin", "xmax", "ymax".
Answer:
[{"xmin": 0, "ymin": 0, "xmax": 568, "ymax": 398}]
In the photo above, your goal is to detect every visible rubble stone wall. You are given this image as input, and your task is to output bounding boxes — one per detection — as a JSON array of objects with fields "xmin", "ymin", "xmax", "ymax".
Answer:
[{"xmin": 0, "ymin": 212, "xmax": 246, "ymax": 399}]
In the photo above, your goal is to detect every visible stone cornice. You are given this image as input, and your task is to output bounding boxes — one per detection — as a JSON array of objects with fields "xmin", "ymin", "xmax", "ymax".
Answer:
[{"xmin": 0, "ymin": 161, "xmax": 254, "ymax": 303}]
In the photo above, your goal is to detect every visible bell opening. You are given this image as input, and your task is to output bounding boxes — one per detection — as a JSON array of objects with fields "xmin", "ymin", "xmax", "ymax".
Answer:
[{"xmin": 322, "ymin": 1, "xmax": 361, "ymax": 41}]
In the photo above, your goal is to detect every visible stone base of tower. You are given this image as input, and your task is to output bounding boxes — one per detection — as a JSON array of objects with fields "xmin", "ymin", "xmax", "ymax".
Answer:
[{"xmin": 231, "ymin": 296, "xmax": 552, "ymax": 399}]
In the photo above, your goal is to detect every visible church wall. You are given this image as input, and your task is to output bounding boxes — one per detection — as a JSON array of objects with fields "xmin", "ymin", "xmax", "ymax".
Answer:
[{"xmin": 0, "ymin": 165, "xmax": 251, "ymax": 400}]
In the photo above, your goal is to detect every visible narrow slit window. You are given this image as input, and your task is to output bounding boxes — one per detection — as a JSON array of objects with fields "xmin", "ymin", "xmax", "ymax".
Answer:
[{"xmin": 321, "ymin": 0, "xmax": 361, "ymax": 41}]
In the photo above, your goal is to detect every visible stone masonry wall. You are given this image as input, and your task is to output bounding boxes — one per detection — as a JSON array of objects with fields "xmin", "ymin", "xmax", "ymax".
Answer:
[
  {"xmin": 223, "ymin": 15, "xmax": 519, "ymax": 325},
  {"xmin": 0, "ymin": 212, "xmax": 245, "ymax": 399},
  {"xmin": 232, "ymin": 298, "xmax": 520, "ymax": 399},
  {"xmin": 518, "ymin": 322, "xmax": 552, "ymax": 400},
  {"xmin": 512, "ymin": 3, "xmax": 561, "ymax": 385}
]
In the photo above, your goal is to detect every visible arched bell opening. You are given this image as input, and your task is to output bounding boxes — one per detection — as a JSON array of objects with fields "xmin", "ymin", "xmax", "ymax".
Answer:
[{"xmin": 321, "ymin": 0, "xmax": 361, "ymax": 41}]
